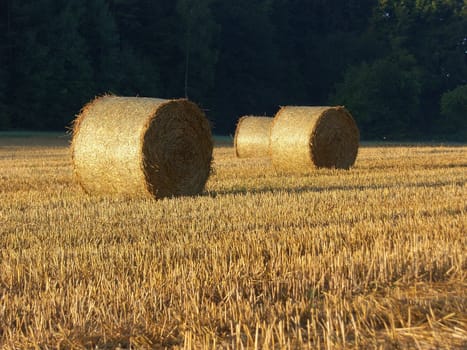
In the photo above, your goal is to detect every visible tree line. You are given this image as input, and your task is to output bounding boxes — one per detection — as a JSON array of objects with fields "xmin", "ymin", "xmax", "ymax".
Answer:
[{"xmin": 0, "ymin": 0, "xmax": 465, "ymax": 140}]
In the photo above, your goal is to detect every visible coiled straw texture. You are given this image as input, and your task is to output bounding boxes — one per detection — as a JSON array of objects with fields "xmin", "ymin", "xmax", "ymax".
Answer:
[
  {"xmin": 234, "ymin": 116, "xmax": 272, "ymax": 158},
  {"xmin": 270, "ymin": 106, "xmax": 359, "ymax": 171},
  {"xmin": 71, "ymin": 96, "xmax": 213, "ymax": 199}
]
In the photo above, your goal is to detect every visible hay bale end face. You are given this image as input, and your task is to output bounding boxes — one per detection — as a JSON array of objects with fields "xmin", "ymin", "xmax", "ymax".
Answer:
[
  {"xmin": 71, "ymin": 96, "xmax": 213, "ymax": 199},
  {"xmin": 270, "ymin": 106, "xmax": 359, "ymax": 171},
  {"xmin": 234, "ymin": 116, "xmax": 273, "ymax": 158}
]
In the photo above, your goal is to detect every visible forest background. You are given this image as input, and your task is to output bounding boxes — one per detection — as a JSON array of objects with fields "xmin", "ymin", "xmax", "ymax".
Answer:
[{"xmin": 0, "ymin": 0, "xmax": 465, "ymax": 140}]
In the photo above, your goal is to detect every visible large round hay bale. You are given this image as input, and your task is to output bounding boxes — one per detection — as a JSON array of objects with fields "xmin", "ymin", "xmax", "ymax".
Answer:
[
  {"xmin": 234, "ymin": 116, "xmax": 272, "ymax": 158},
  {"xmin": 71, "ymin": 95, "xmax": 213, "ymax": 199},
  {"xmin": 270, "ymin": 106, "xmax": 359, "ymax": 171}
]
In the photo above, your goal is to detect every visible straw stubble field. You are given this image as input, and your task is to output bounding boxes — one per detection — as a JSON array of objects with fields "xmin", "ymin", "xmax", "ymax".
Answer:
[{"xmin": 0, "ymin": 135, "xmax": 466, "ymax": 349}]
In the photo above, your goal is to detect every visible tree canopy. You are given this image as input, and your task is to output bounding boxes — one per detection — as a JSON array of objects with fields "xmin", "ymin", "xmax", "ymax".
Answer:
[{"xmin": 0, "ymin": 0, "xmax": 465, "ymax": 140}]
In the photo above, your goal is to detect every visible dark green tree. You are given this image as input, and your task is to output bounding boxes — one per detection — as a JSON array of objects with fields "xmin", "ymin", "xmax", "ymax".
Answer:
[
  {"xmin": 371, "ymin": 0, "xmax": 467, "ymax": 136},
  {"xmin": 0, "ymin": 1, "xmax": 10, "ymax": 130},
  {"xmin": 81, "ymin": 0, "xmax": 121, "ymax": 94},
  {"xmin": 331, "ymin": 53, "xmax": 421, "ymax": 139},
  {"xmin": 177, "ymin": 0, "xmax": 219, "ymax": 102},
  {"xmin": 270, "ymin": 0, "xmax": 379, "ymax": 109},
  {"xmin": 0, "ymin": 0, "xmax": 464, "ymax": 139},
  {"xmin": 0, "ymin": 0, "xmax": 10, "ymax": 129},
  {"xmin": 440, "ymin": 84, "xmax": 467, "ymax": 140},
  {"xmin": 7, "ymin": 0, "xmax": 55, "ymax": 129},
  {"xmin": 0, "ymin": 65, "xmax": 8, "ymax": 129},
  {"xmin": 8, "ymin": 0, "xmax": 93, "ymax": 129},
  {"xmin": 116, "ymin": 44, "xmax": 161, "ymax": 97},
  {"xmin": 47, "ymin": 0, "xmax": 94, "ymax": 128},
  {"xmin": 110, "ymin": 0, "xmax": 178, "ymax": 97},
  {"xmin": 212, "ymin": 0, "xmax": 280, "ymax": 132}
]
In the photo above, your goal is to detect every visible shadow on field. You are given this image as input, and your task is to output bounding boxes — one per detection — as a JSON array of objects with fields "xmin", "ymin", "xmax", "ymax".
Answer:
[
  {"xmin": 355, "ymin": 161, "xmax": 467, "ymax": 171},
  {"xmin": 359, "ymin": 141, "xmax": 467, "ymax": 147},
  {"xmin": 207, "ymin": 180, "xmax": 465, "ymax": 198}
]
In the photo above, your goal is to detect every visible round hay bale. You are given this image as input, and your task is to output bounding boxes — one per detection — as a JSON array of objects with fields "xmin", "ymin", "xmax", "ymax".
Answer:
[
  {"xmin": 71, "ymin": 95, "xmax": 213, "ymax": 199},
  {"xmin": 234, "ymin": 116, "xmax": 272, "ymax": 158},
  {"xmin": 270, "ymin": 106, "xmax": 359, "ymax": 171}
]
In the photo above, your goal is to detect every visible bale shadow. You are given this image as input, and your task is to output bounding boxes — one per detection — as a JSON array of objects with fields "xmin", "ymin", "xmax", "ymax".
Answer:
[{"xmin": 206, "ymin": 180, "xmax": 465, "ymax": 198}]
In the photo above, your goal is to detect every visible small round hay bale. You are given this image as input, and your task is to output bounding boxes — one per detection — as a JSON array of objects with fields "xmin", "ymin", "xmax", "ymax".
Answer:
[
  {"xmin": 71, "ymin": 95, "xmax": 213, "ymax": 199},
  {"xmin": 234, "ymin": 116, "xmax": 272, "ymax": 158},
  {"xmin": 270, "ymin": 106, "xmax": 359, "ymax": 171}
]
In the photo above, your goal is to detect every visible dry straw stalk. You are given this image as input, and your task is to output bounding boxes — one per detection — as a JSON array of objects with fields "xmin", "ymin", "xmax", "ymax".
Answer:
[
  {"xmin": 71, "ymin": 95, "xmax": 213, "ymax": 199},
  {"xmin": 270, "ymin": 106, "xmax": 359, "ymax": 171},
  {"xmin": 234, "ymin": 116, "xmax": 272, "ymax": 158}
]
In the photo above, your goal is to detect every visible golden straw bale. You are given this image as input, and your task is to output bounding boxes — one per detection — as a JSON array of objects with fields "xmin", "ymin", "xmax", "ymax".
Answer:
[
  {"xmin": 270, "ymin": 106, "xmax": 359, "ymax": 170},
  {"xmin": 234, "ymin": 116, "xmax": 272, "ymax": 158},
  {"xmin": 71, "ymin": 95, "xmax": 213, "ymax": 199}
]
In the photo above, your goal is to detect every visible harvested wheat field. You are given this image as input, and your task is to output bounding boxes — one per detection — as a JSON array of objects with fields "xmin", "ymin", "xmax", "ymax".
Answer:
[{"xmin": 0, "ymin": 134, "xmax": 466, "ymax": 349}]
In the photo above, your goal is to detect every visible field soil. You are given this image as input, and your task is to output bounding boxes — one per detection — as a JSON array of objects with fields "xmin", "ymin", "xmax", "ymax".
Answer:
[{"xmin": 0, "ymin": 135, "xmax": 466, "ymax": 349}]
